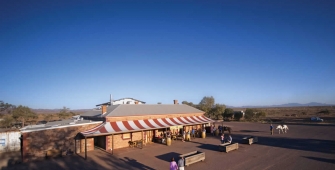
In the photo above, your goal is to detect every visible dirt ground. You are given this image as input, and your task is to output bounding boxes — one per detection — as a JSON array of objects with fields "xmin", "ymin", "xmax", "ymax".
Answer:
[{"xmin": 1, "ymin": 121, "xmax": 335, "ymax": 170}]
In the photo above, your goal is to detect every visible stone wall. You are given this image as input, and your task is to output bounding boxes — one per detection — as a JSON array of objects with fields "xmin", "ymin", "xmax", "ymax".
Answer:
[{"xmin": 22, "ymin": 123, "xmax": 100, "ymax": 162}]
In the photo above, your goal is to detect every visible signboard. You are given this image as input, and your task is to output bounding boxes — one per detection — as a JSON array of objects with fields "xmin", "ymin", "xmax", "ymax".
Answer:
[{"xmin": 0, "ymin": 139, "xmax": 5, "ymax": 146}]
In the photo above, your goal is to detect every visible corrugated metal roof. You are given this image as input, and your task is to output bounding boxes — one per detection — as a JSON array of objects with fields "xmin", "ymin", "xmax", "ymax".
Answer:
[
  {"xmin": 80, "ymin": 110, "xmax": 102, "ymax": 117},
  {"xmin": 104, "ymin": 104, "xmax": 204, "ymax": 117}
]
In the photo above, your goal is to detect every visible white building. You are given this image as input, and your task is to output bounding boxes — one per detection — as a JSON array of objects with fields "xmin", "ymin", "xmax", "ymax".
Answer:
[{"xmin": 96, "ymin": 95, "xmax": 146, "ymax": 107}]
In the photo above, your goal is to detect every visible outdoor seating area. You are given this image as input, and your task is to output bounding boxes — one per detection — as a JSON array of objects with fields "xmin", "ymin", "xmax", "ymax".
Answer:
[
  {"xmin": 180, "ymin": 150, "xmax": 205, "ymax": 166},
  {"xmin": 242, "ymin": 136, "xmax": 258, "ymax": 145},
  {"xmin": 218, "ymin": 143, "xmax": 239, "ymax": 153},
  {"xmin": 128, "ymin": 139, "xmax": 143, "ymax": 148}
]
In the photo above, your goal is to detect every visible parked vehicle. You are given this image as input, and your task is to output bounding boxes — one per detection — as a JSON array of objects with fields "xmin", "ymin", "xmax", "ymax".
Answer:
[{"xmin": 311, "ymin": 117, "xmax": 323, "ymax": 122}]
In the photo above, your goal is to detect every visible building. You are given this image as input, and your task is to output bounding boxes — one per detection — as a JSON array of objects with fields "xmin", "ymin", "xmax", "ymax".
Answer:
[
  {"xmin": 20, "ymin": 99, "xmax": 213, "ymax": 161},
  {"xmin": 95, "ymin": 95, "xmax": 146, "ymax": 107},
  {"xmin": 79, "ymin": 99, "xmax": 213, "ymax": 159}
]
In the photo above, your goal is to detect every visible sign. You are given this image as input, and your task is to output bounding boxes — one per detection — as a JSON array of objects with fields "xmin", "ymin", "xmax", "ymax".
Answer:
[{"xmin": 0, "ymin": 139, "xmax": 5, "ymax": 146}]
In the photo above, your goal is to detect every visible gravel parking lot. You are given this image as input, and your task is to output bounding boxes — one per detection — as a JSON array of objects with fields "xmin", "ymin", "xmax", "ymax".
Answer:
[{"xmin": 2, "ymin": 122, "xmax": 335, "ymax": 170}]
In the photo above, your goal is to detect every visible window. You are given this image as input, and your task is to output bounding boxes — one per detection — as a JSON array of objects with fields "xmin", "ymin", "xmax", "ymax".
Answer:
[{"xmin": 122, "ymin": 133, "xmax": 131, "ymax": 139}]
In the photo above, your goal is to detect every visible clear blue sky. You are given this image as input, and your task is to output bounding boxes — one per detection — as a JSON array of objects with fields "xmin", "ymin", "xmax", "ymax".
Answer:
[{"xmin": 1, "ymin": 0, "xmax": 334, "ymax": 109}]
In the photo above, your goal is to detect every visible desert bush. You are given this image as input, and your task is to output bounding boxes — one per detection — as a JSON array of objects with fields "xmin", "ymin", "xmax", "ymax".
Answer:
[
  {"xmin": 234, "ymin": 112, "xmax": 243, "ymax": 121},
  {"xmin": 318, "ymin": 109, "xmax": 330, "ymax": 115}
]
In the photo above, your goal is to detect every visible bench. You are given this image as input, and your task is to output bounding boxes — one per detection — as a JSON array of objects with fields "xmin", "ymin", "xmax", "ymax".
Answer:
[
  {"xmin": 242, "ymin": 136, "xmax": 258, "ymax": 145},
  {"xmin": 180, "ymin": 151, "xmax": 205, "ymax": 166},
  {"xmin": 219, "ymin": 143, "xmax": 239, "ymax": 153},
  {"xmin": 46, "ymin": 149, "xmax": 62, "ymax": 158}
]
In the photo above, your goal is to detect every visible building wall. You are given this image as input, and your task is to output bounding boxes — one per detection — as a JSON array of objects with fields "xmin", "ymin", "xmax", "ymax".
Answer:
[
  {"xmin": 106, "ymin": 112, "xmax": 204, "ymax": 122},
  {"xmin": 112, "ymin": 99, "xmax": 144, "ymax": 105},
  {"xmin": 22, "ymin": 123, "xmax": 100, "ymax": 162},
  {"xmin": 0, "ymin": 131, "xmax": 21, "ymax": 153}
]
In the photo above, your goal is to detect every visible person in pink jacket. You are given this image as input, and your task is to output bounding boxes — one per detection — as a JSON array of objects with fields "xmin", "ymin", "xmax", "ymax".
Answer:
[{"xmin": 170, "ymin": 157, "xmax": 178, "ymax": 170}]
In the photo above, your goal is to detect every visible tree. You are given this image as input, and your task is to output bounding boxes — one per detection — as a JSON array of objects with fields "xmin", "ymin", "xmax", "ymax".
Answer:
[
  {"xmin": 1, "ymin": 114, "xmax": 14, "ymax": 128},
  {"xmin": 12, "ymin": 105, "xmax": 37, "ymax": 127},
  {"xmin": 198, "ymin": 96, "xmax": 215, "ymax": 114},
  {"xmin": 255, "ymin": 111, "xmax": 267, "ymax": 119},
  {"xmin": 0, "ymin": 100, "xmax": 15, "ymax": 114},
  {"xmin": 44, "ymin": 114, "xmax": 54, "ymax": 122},
  {"xmin": 58, "ymin": 106, "xmax": 70, "ymax": 120},
  {"xmin": 223, "ymin": 108, "xmax": 234, "ymax": 119},
  {"xmin": 234, "ymin": 112, "xmax": 243, "ymax": 121},
  {"xmin": 244, "ymin": 108, "xmax": 255, "ymax": 120},
  {"xmin": 211, "ymin": 104, "xmax": 226, "ymax": 119},
  {"xmin": 181, "ymin": 101, "xmax": 196, "ymax": 107}
]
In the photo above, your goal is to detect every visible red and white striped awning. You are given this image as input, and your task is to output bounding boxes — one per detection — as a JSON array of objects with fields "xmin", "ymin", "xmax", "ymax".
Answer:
[{"xmin": 81, "ymin": 115, "xmax": 213, "ymax": 136}]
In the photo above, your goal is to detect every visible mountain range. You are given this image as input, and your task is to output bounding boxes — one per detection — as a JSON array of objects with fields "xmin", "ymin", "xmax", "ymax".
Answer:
[{"xmin": 230, "ymin": 102, "xmax": 334, "ymax": 108}]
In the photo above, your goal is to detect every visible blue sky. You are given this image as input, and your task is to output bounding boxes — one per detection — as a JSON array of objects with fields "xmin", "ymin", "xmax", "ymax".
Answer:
[{"xmin": 1, "ymin": 0, "xmax": 334, "ymax": 109}]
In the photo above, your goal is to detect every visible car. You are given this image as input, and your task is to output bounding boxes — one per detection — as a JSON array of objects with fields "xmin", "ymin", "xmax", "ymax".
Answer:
[{"xmin": 311, "ymin": 117, "xmax": 323, "ymax": 122}]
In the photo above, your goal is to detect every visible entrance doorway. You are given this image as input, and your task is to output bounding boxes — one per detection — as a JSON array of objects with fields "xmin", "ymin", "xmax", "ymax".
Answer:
[{"xmin": 94, "ymin": 136, "xmax": 106, "ymax": 150}]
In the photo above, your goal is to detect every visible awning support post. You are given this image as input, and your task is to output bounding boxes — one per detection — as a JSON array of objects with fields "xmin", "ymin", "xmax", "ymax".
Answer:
[
  {"xmin": 112, "ymin": 134, "xmax": 114, "ymax": 155},
  {"xmin": 141, "ymin": 131, "xmax": 143, "ymax": 149},
  {"xmin": 74, "ymin": 138, "xmax": 76, "ymax": 155},
  {"xmin": 85, "ymin": 137, "xmax": 87, "ymax": 160}
]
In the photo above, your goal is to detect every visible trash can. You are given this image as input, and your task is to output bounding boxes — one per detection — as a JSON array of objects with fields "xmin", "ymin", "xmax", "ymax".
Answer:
[
  {"xmin": 186, "ymin": 134, "xmax": 191, "ymax": 141},
  {"xmin": 202, "ymin": 131, "xmax": 206, "ymax": 138},
  {"xmin": 166, "ymin": 137, "xmax": 171, "ymax": 146}
]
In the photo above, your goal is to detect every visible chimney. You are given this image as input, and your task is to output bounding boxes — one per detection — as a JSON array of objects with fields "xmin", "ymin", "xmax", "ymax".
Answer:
[
  {"xmin": 173, "ymin": 100, "xmax": 178, "ymax": 105},
  {"xmin": 102, "ymin": 105, "xmax": 107, "ymax": 114},
  {"xmin": 135, "ymin": 101, "xmax": 139, "ymax": 104}
]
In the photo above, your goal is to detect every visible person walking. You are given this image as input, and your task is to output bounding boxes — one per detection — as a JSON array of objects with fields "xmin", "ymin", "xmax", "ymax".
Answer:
[
  {"xmin": 170, "ymin": 157, "xmax": 178, "ymax": 170},
  {"xmin": 270, "ymin": 124, "xmax": 273, "ymax": 135},
  {"xmin": 178, "ymin": 156, "xmax": 184, "ymax": 170}
]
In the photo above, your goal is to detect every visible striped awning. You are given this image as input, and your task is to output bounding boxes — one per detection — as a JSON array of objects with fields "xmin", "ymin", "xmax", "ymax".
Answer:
[{"xmin": 81, "ymin": 115, "xmax": 213, "ymax": 136}]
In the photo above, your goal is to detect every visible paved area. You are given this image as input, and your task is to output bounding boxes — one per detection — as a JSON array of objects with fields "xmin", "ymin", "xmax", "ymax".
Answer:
[{"xmin": 2, "ymin": 122, "xmax": 335, "ymax": 170}]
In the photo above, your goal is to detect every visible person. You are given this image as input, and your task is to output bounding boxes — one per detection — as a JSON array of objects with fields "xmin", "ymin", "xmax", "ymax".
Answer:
[
  {"xmin": 212, "ymin": 126, "xmax": 216, "ymax": 136},
  {"xmin": 218, "ymin": 125, "xmax": 222, "ymax": 134},
  {"xmin": 227, "ymin": 135, "xmax": 232, "ymax": 143},
  {"xmin": 220, "ymin": 134, "xmax": 225, "ymax": 144},
  {"xmin": 178, "ymin": 156, "xmax": 184, "ymax": 170},
  {"xmin": 191, "ymin": 128, "xmax": 195, "ymax": 139},
  {"xmin": 270, "ymin": 124, "xmax": 273, "ymax": 135},
  {"xmin": 182, "ymin": 130, "xmax": 186, "ymax": 142},
  {"xmin": 170, "ymin": 157, "xmax": 178, "ymax": 170}
]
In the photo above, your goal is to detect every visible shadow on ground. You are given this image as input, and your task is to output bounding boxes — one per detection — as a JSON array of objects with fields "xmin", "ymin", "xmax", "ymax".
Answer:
[
  {"xmin": 155, "ymin": 152, "xmax": 181, "ymax": 162},
  {"xmin": 302, "ymin": 156, "xmax": 335, "ymax": 164},
  {"xmin": 229, "ymin": 134, "xmax": 335, "ymax": 154}
]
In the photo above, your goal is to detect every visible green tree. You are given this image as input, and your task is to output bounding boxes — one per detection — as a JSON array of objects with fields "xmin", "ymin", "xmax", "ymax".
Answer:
[
  {"xmin": 255, "ymin": 111, "xmax": 267, "ymax": 119},
  {"xmin": 244, "ymin": 108, "xmax": 255, "ymax": 120},
  {"xmin": 182, "ymin": 101, "xmax": 196, "ymax": 107},
  {"xmin": 234, "ymin": 112, "xmax": 243, "ymax": 121},
  {"xmin": 198, "ymin": 96, "xmax": 215, "ymax": 117},
  {"xmin": 223, "ymin": 108, "xmax": 234, "ymax": 119},
  {"xmin": 211, "ymin": 104, "xmax": 226, "ymax": 119},
  {"xmin": 12, "ymin": 105, "xmax": 37, "ymax": 127}
]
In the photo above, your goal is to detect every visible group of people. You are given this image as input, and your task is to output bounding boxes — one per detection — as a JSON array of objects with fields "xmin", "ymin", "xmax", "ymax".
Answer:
[
  {"xmin": 170, "ymin": 156, "xmax": 185, "ymax": 170},
  {"xmin": 211, "ymin": 125, "xmax": 228, "ymax": 136},
  {"xmin": 220, "ymin": 134, "xmax": 232, "ymax": 144}
]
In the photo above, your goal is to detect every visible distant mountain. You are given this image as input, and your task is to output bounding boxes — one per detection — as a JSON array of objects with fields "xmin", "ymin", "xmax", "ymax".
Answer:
[
  {"xmin": 32, "ymin": 109, "xmax": 91, "ymax": 114},
  {"xmin": 237, "ymin": 102, "xmax": 334, "ymax": 108}
]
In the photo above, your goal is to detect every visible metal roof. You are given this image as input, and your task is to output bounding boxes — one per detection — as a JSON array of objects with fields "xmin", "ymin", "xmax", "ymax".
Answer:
[
  {"xmin": 81, "ymin": 104, "xmax": 204, "ymax": 118},
  {"xmin": 105, "ymin": 104, "xmax": 204, "ymax": 117}
]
